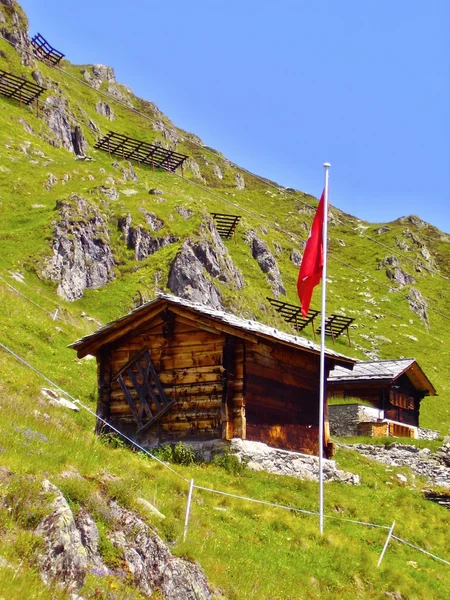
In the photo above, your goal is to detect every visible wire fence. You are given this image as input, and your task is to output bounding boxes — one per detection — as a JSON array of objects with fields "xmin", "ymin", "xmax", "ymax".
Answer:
[{"xmin": 0, "ymin": 340, "xmax": 449, "ymax": 571}]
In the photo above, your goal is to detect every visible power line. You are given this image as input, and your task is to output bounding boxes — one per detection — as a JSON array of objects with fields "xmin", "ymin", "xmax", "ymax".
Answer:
[{"xmin": 1, "ymin": 35, "xmax": 449, "ymax": 321}]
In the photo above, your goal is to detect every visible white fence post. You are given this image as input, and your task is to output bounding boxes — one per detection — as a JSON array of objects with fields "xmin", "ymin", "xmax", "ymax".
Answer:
[
  {"xmin": 183, "ymin": 479, "xmax": 195, "ymax": 542},
  {"xmin": 377, "ymin": 521, "xmax": 396, "ymax": 568}
]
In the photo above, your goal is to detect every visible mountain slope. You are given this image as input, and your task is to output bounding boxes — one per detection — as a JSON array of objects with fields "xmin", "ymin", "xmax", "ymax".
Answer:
[{"xmin": 0, "ymin": 1, "xmax": 450, "ymax": 598}]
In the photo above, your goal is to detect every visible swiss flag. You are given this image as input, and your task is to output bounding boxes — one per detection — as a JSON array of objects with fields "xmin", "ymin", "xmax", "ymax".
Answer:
[{"xmin": 297, "ymin": 192, "xmax": 325, "ymax": 317}]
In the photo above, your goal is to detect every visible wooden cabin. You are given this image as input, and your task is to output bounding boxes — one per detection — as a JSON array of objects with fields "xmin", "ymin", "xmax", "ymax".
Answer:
[
  {"xmin": 70, "ymin": 294, "xmax": 355, "ymax": 457},
  {"xmin": 327, "ymin": 359, "xmax": 436, "ymax": 439}
]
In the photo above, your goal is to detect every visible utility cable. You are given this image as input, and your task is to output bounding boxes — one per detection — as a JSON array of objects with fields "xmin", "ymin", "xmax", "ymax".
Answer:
[
  {"xmin": 1, "ymin": 34, "xmax": 449, "ymax": 320},
  {"xmin": 0, "ymin": 340, "xmax": 189, "ymax": 483},
  {"xmin": 1, "ymin": 339, "xmax": 450, "ymax": 568}
]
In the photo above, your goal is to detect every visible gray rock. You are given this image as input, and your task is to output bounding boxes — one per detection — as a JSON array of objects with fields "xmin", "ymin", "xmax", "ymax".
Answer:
[
  {"xmin": 395, "ymin": 237, "xmax": 410, "ymax": 252},
  {"xmin": 168, "ymin": 242, "xmax": 223, "ymax": 310},
  {"xmin": 92, "ymin": 64, "xmax": 116, "ymax": 83},
  {"xmin": 95, "ymin": 101, "xmax": 115, "ymax": 120},
  {"xmin": 120, "ymin": 161, "xmax": 138, "ymax": 182},
  {"xmin": 176, "ymin": 206, "xmax": 192, "ymax": 219},
  {"xmin": 386, "ymin": 267, "xmax": 416, "ymax": 287},
  {"xmin": 141, "ymin": 210, "xmax": 164, "ymax": 232},
  {"xmin": 36, "ymin": 480, "xmax": 87, "ymax": 591},
  {"xmin": 41, "ymin": 388, "xmax": 79, "ymax": 412},
  {"xmin": 18, "ymin": 117, "xmax": 33, "ymax": 134},
  {"xmin": 245, "ymin": 230, "xmax": 286, "ymax": 298},
  {"xmin": 212, "ymin": 164, "xmax": 223, "ymax": 180},
  {"xmin": 229, "ymin": 439, "xmax": 359, "ymax": 485},
  {"xmin": 43, "ymin": 97, "xmax": 87, "ymax": 155},
  {"xmin": 0, "ymin": 0, "xmax": 32, "ymax": 66},
  {"xmin": 107, "ymin": 502, "xmax": 212, "ymax": 599},
  {"xmin": 31, "ymin": 68, "xmax": 45, "ymax": 87},
  {"xmin": 88, "ymin": 118, "xmax": 100, "ymax": 133},
  {"xmin": 97, "ymin": 186, "xmax": 119, "ymax": 201},
  {"xmin": 379, "ymin": 257, "xmax": 416, "ymax": 286},
  {"xmin": 75, "ymin": 509, "xmax": 108, "ymax": 576},
  {"xmin": 167, "ymin": 217, "xmax": 244, "ymax": 306},
  {"xmin": 290, "ymin": 248, "xmax": 302, "ymax": 267},
  {"xmin": 186, "ymin": 158, "xmax": 203, "ymax": 180},
  {"xmin": 119, "ymin": 214, "xmax": 177, "ymax": 261},
  {"xmin": 107, "ymin": 82, "xmax": 134, "ymax": 107},
  {"xmin": 149, "ymin": 188, "xmax": 164, "ymax": 195},
  {"xmin": 407, "ymin": 287, "xmax": 429, "ymax": 329},
  {"xmin": 71, "ymin": 126, "xmax": 86, "ymax": 156},
  {"xmin": 152, "ymin": 120, "xmax": 179, "ymax": 147},
  {"xmin": 44, "ymin": 96, "xmax": 74, "ymax": 151},
  {"xmin": 376, "ymin": 226, "xmax": 390, "ymax": 234},
  {"xmin": 44, "ymin": 173, "xmax": 58, "ymax": 190},
  {"xmin": 42, "ymin": 194, "xmax": 115, "ymax": 301},
  {"xmin": 347, "ymin": 442, "xmax": 450, "ymax": 488},
  {"xmin": 235, "ymin": 173, "xmax": 245, "ymax": 190}
]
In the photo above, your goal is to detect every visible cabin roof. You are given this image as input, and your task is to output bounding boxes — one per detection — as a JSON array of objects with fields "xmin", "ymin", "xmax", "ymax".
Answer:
[
  {"xmin": 328, "ymin": 358, "xmax": 436, "ymax": 396},
  {"xmin": 70, "ymin": 293, "xmax": 355, "ymax": 366}
]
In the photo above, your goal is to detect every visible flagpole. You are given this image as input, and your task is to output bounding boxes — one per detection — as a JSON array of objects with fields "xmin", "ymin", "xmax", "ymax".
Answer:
[{"xmin": 319, "ymin": 162, "xmax": 330, "ymax": 535}]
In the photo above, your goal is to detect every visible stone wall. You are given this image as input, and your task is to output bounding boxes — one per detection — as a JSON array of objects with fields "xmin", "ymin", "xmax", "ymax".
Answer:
[
  {"xmin": 417, "ymin": 427, "xmax": 440, "ymax": 441},
  {"xmin": 169, "ymin": 438, "xmax": 360, "ymax": 484},
  {"xmin": 329, "ymin": 404, "xmax": 383, "ymax": 437}
]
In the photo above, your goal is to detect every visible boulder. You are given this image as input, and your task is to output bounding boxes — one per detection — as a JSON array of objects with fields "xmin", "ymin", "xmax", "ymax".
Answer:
[
  {"xmin": 42, "ymin": 194, "xmax": 115, "ymax": 300},
  {"xmin": 95, "ymin": 101, "xmax": 115, "ymax": 120},
  {"xmin": 245, "ymin": 230, "xmax": 285, "ymax": 298},
  {"xmin": 235, "ymin": 173, "xmax": 245, "ymax": 190},
  {"xmin": 36, "ymin": 481, "xmax": 87, "ymax": 591},
  {"xmin": 407, "ymin": 287, "xmax": 429, "ymax": 329}
]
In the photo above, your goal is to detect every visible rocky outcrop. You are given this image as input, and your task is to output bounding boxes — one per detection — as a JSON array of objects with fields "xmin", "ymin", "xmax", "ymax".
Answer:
[
  {"xmin": 36, "ymin": 480, "xmax": 88, "ymax": 591},
  {"xmin": 82, "ymin": 64, "xmax": 115, "ymax": 90},
  {"xmin": 152, "ymin": 120, "xmax": 179, "ymax": 148},
  {"xmin": 119, "ymin": 213, "xmax": 177, "ymax": 261},
  {"xmin": 245, "ymin": 230, "xmax": 285, "ymax": 298},
  {"xmin": 168, "ymin": 218, "xmax": 244, "ymax": 309},
  {"xmin": 95, "ymin": 101, "xmax": 115, "ymax": 120},
  {"xmin": 0, "ymin": 0, "xmax": 33, "ymax": 66},
  {"xmin": 185, "ymin": 158, "xmax": 204, "ymax": 180},
  {"xmin": 43, "ymin": 96, "xmax": 86, "ymax": 154},
  {"xmin": 42, "ymin": 194, "xmax": 115, "ymax": 301},
  {"xmin": 168, "ymin": 243, "xmax": 223, "ymax": 309},
  {"xmin": 35, "ymin": 481, "xmax": 213, "ymax": 599},
  {"xmin": 379, "ymin": 256, "xmax": 416, "ymax": 287},
  {"xmin": 407, "ymin": 287, "xmax": 429, "ymax": 329},
  {"xmin": 290, "ymin": 248, "xmax": 302, "ymax": 267},
  {"xmin": 235, "ymin": 173, "xmax": 245, "ymax": 190},
  {"xmin": 71, "ymin": 125, "xmax": 86, "ymax": 156},
  {"xmin": 108, "ymin": 502, "xmax": 213, "ymax": 599},
  {"xmin": 212, "ymin": 164, "xmax": 223, "ymax": 180},
  {"xmin": 347, "ymin": 442, "xmax": 450, "ymax": 488}
]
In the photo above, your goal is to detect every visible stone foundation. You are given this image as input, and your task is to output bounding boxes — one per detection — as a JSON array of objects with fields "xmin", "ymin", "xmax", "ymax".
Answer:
[
  {"xmin": 417, "ymin": 427, "xmax": 440, "ymax": 441},
  {"xmin": 162, "ymin": 438, "xmax": 360, "ymax": 485},
  {"xmin": 329, "ymin": 404, "xmax": 383, "ymax": 437}
]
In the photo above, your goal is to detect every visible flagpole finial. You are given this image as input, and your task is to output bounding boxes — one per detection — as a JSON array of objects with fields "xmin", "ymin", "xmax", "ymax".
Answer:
[{"xmin": 324, "ymin": 162, "xmax": 331, "ymax": 168}]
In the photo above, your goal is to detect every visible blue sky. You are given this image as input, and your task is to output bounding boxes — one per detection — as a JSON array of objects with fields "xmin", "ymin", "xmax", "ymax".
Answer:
[{"xmin": 20, "ymin": 0, "xmax": 450, "ymax": 232}]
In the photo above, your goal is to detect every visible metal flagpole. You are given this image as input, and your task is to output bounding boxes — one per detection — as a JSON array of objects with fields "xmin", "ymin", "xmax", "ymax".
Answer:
[{"xmin": 319, "ymin": 162, "xmax": 330, "ymax": 535}]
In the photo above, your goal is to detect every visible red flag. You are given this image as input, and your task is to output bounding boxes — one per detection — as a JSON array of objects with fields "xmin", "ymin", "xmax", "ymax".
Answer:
[{"xmin": 297, "ymin": 191, "xmax": 325, "ymax": 317}]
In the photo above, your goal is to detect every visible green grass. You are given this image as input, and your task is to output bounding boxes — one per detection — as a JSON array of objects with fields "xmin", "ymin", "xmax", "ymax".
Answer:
[{"xmin": 0, "ymin": 19, "xmax": 449, "ymax": 599}]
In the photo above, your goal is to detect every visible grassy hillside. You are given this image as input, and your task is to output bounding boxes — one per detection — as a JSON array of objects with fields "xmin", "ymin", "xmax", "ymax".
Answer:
[{"xmin": 0, "ymin": 2, "xmax": 449, "ymax": 598}]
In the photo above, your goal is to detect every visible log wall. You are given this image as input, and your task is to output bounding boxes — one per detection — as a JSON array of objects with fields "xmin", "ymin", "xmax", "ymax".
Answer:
[
  {"xmin": 104, "ymin": 312, "xmax": 226, "ymax": 443},
  {"xmin": 98, "ymin": 310, "xmax": 247, "ymax": 445},
  {"xmin": 95, "ymin": 308, "xmax": 330, "ymax": 456},
  {"xmin": 244, "ymin": 340, "xmax": 326, "ymax": 455}
]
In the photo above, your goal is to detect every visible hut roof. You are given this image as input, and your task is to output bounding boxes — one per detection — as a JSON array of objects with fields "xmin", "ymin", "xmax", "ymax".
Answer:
[
  {"xmin": 328, "ymin": 358, "xmax": 436, "ymax": 396},
  {"xmin": 70, "ymin": 293, "xmax": 355, "ymax": 367}
]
